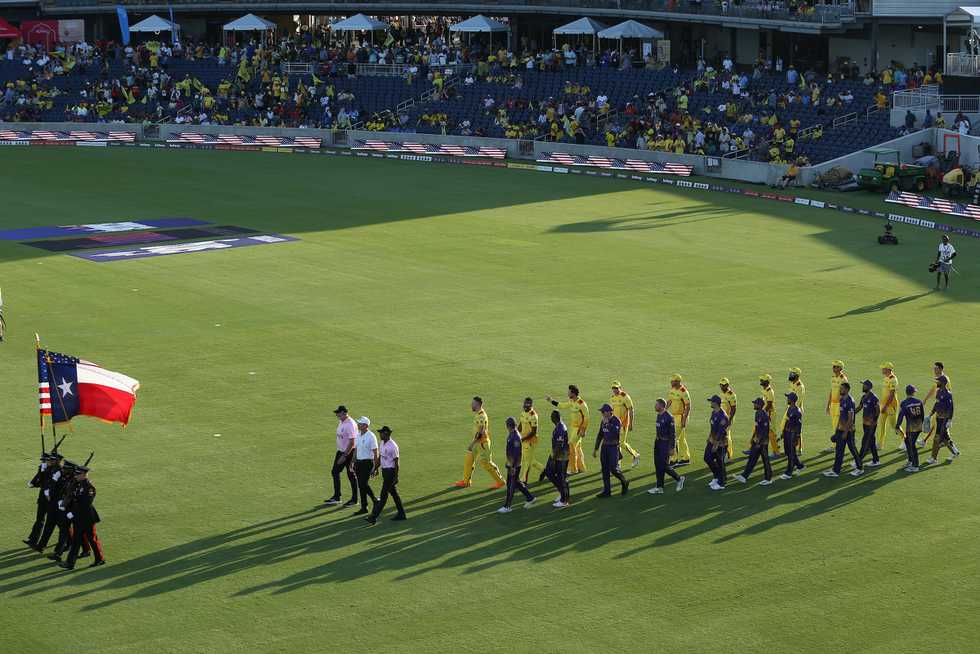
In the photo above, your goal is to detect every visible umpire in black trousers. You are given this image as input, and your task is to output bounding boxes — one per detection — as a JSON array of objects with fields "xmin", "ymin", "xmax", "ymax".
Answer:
[
  {"xmin": 368, "ymin": 426, "xmax": 406, "ymax": 524},
  {"xmin": 649, "ymin": 399, "xmax": 684, "ymax": 494},
  {"xmin": 352, "ymin": 417, "xmax": 379, "ymax": 515}
]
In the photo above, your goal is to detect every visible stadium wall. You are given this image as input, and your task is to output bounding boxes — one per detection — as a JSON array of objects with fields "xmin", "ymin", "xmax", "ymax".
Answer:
[{"xmin": 0, "ymin": 122, "xmax": 144, "ymax": 138}]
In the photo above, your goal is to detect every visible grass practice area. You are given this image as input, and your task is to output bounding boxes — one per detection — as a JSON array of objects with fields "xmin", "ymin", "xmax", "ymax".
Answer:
[{"xmin": 1, "ymin": 147, "xmax": 979, "ymax": 653}]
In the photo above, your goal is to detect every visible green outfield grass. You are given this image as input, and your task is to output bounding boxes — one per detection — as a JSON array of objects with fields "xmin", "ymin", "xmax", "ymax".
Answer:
[{"xmin": 0, "ymin": 147, "xmax": 978, "ymax": 653}]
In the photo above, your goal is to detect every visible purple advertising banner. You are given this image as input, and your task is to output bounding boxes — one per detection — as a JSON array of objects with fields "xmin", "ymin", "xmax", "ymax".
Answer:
[
  {"xmin": 0, "ymin": 218, "xmax": 211, "ymax": 240},
  {"xmin": 70, "ymin": 234, "xmax": 299, "ymax": 262}
]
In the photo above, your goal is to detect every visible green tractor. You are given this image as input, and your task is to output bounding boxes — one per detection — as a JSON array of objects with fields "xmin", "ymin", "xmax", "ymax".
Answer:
[{"xmin": 857, "ymin": 148, "xmax": 929, "ymax": 193}]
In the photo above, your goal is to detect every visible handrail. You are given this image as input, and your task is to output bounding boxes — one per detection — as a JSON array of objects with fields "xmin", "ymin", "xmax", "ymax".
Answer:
[
  {"xmin": 280, "ymin": 62, "xmax": 313, "ymax": 76},
  {"xmin": 946, "ymin": 53, "xmax": 980, "ymax": 77}
]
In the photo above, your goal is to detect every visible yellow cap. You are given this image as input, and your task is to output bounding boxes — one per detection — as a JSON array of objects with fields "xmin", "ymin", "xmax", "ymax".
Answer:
[
  {"xmin": 670, "ymin": 374, "xmax": 682, "ymax": 382},
  {"xmin": 789, "ymin": 367, "xmax": 802, "ymax": 375},
  {"xmin": 719, "ymin": 377, "xmax": 730, "ymax": 385},
  {"xmin": 610, "ymin": 380, "xmax": 622, "ymax": 388},
  {"xmin": 832, "ymin": 359, "xmax": 845, "ymax": 368},
  {"xmin": 880, "ymin": 362, "xmax": 894, "ymax": 370},
  {"xmin": 759, "ymin": 373, "xmax": 773, "ymax": 381}
]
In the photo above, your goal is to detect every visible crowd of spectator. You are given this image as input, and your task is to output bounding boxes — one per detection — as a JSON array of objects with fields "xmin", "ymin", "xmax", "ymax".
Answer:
[{"xmin": 0, "ymin": 21, "xmax": 958, "ymax": 165}]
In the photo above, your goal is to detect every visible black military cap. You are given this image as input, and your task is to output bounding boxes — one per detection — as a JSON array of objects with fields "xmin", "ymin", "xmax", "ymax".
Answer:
[
  {"xmin": 74, "ymin": 465, "xmax": 90, "ymax": 473},
  {"xmin": 378, "ymin": 426, "xmax": 392, "ymax": 435},
  {"xmin": 333, "ymin": 405, "xmax": 349, "ymax": 414}
]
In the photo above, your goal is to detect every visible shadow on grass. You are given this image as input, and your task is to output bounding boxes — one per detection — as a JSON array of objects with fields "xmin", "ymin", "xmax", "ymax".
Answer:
[
  {"xmin": 548, "ymin": 206, "xmax": 734, "ymax": 233},
  {"xmin": 1, "ymin": 148, "xmax": 976, "ymax": 305},
  {"xmin": 3, "ymin": 446, "xmax": 948, "ymax": 608},
  {"xmin": 828, "ymin": 291, "xmax": 935, "ymax": 319}
]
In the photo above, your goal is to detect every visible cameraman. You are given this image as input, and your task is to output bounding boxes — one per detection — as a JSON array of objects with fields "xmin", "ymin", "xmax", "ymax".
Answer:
[{"xmin": 935, "ymin": 234, "xmax": 957, "ymax": 290}]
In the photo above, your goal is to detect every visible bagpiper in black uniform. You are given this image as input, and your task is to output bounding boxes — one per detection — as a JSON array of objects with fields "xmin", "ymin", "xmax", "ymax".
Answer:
[
  {"xmin": 59, "ymin": 464, "xmax": 105, "ymax": 570},
  {"xmin": 24, "ymin": 453, "xmax": 55, "ymax": 551}
]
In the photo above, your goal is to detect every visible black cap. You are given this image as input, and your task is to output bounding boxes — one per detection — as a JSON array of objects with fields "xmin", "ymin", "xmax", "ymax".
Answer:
[
  {"xmin": 378, "ymin": 426, "xmax": 392, "ymax": 435},
  {"xmin": 75, "ymin": 465, "xmax": 90, "ymax": 473},
  {"xmin": 862, "ymin": 379, "xmax": 873, "ymax": 388},
  {"xmin": 752, "ymin": 397, "xmax": 765, "ymax": 406},
  {"xmin": 599, "ymin": 403, "xmax": 613, "ymax": 413},
  {"xmin": 333, "ymin": 405, "xmax": 348, "ymax": 414}
]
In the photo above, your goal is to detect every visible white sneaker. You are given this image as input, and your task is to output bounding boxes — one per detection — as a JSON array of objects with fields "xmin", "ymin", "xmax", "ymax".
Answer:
[
  {"xmin": 552, "ymin": 500, "xmax": 563, "ymax": 507},
  {"xmin": 734, "ymin": 474, "xmax": 747, "ymax": 484},
  {"xmin": 925, "ymin": 457, "xmax": 937, "ymax": 465},
  {"xmin": 759, "ymin": 479, "xmax": 773, "ymax": 486},
  {"xmin": 648, "ymin": 487, "xmax": 664, "ymax": 495},
  {"xmin": 631, "ymin": 456, "xmax": 641, "ymax": 469},
  {"xmin": 823, "ymin": 470, "xmax": 839, "ymax": 477},
  {"xmin": 779, "ymin": 473, "xmax": 793, "ymax": 480},
  {"xmin": 497, "ymin": 506, "xmax": 513, "ymax": 514},
  {"xmin": 555, "ymin": 501, "xmax": 569, "ymax": 509},
  {"xmin": 907, "ymin": 466, "xmax": 920, "ymax": 472},
  {"xmin": 676, "ymin": 476, "xmax": 685, "ymax": 492},
  {"xmin": 711, "ymin": 483, "xmax": 726, "ymax": 491},
  {"xmin": 708, "ymin": 480, "xmax": 720, "ymax": 490},
  {"xmin": 850, "ymin": 468, "xmax": 864, "ymax": 477},
  {"xmin": 866, "ymin": 460, "xmax": 882, "ymax": 467},
  {"xmin": 523, "ymin": 498, "xmax": 536, "ymax": 509}
]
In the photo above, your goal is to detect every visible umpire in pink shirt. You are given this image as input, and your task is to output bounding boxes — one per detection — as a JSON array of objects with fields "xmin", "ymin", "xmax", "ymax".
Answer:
[
  {"xmin": 367, "ymin": 426, "xmax": 406, "ymax": 524},
  {"xmin": 326, "ymin": 405, "xmax": 358, "ymax": 507}
]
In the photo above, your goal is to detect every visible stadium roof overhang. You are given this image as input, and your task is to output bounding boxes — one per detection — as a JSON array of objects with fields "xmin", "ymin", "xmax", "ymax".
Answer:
[{"xmin": 40, "ymin": 2, "xmax": 855, "ymax": 33}]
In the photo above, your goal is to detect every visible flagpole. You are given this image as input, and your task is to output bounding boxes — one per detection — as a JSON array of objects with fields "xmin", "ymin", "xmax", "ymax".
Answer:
[{"xmin": 35, "ymin": 333, "xmax": 45, "ymax": 454}]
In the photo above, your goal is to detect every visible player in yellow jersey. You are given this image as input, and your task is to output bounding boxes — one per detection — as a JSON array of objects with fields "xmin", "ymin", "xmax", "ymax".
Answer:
[
  {"xmin": 719, "ymin": 378, "xmax": 737, "ymax": 460},
  {"xmin": 757, "ymin": 374, "xmax": 781, "ymax": 456},
  {"xmin": 824, "ymin": 360, "xmax": 848, "ymax": 453},
  {"xmin": 518, "ymin": 397, "xmax": 545, "ymax": 484},
  {"xmin": 666, "ymin": 374, "xmax": 692, "ymax": 465},
  {"xmin": 610, "ymin": 381, "xmax": 641, "ymax": 469},
  {"xmin": 876, "ymin": 363, "xmax": 900, "ymax": 451},
  {"xmin": 548, "ymin": 385, "xmax": 589, "ymax": 474},
  {"xmin": 922, "ymin": 362, "xmax": 951, "ymax": 446},
  {"xmin": 786, "ymin": 368, "xmax": 805, "ymax": 452},
  {"xmin": 454, "ymin": 396, "xmax": 505, "ymax": 489}
]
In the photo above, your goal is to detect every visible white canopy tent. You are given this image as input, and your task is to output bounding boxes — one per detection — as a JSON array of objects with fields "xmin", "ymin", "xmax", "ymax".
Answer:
[
  {"xmin": 450, "ymin": 15, "xmax": 510, "ymax": 50},
  {"xmin": 223, "ymin": 14, "xmax": 276, "ymax": 32},
  {"xmin": 329, "ymin": 13, "xmax": 389, "ymax": 44},
  {"xmin": 597, "ymin": 20, "xmax": 664, "ymax": 58},
  {"xmin": 223, "ymin": 14, "xmax": 276, "ymax": 46},
  {"xmin": 129, "ymin": 15, "xmax": 179, "ymax": 34},
  {"xmin": 552, "ymin": 17, "xmax": 607, "ymax": 52}
]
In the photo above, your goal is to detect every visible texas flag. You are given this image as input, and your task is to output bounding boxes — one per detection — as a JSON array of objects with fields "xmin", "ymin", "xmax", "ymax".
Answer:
[{"xmin": 38, "ymin": 349, "xmax": 140, "ymax": 426}]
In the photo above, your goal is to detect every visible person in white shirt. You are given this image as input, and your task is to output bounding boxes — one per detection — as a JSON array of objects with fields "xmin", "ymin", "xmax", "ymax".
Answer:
[
  {"xmin": 367, "ymin": 426, "xmax": 406, "ymax": 524},
  {"xmin": 353, "ymin": 417, "xmax": 380, "ymax": 515},
  {"xmin": 327, "ymin": 405, "xmax": 358, "ymax": 506},
  {"xmin": 935, "ymin": 234, "xmax": 957, "ymax": 290}
]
